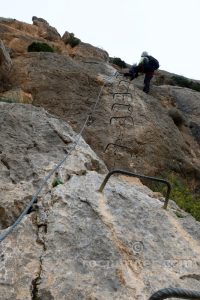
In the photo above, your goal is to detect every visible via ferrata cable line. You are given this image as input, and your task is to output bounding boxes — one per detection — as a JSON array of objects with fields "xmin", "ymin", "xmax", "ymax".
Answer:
[{"xmin": 0, "ymin": 71, "xmax": 118, "ymax": 242}]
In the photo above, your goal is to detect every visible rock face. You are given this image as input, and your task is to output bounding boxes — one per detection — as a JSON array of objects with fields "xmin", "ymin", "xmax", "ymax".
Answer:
[
  {"xmin": 5, "ymin": 50, "xmax": 200, "ymax": 187},
  {"xmin": 0, "ymin": 16, "xmax": 199, "ymax": 190},
  {"xmin": 0, "ymin": 103, "xmax": 200, "ymax": 300},
  {"xmin": 0, "ymin": 18, "xmax": 200, "ymax": 299},
  {"xmin": 0, "ymin": 103, "xmax": 106, "ymax": 229},
  {"xmin": 32, "ymin": 16, "xmax": 61, "ymax": 41}
]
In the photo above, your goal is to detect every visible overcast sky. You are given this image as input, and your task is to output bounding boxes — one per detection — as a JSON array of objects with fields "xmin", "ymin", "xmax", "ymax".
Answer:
[{"xmin": 1, "ymin": 0, "xmax": 200, "ymax": 80}]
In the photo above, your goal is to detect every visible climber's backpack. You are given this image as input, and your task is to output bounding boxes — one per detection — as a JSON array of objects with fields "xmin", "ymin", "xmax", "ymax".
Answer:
[{"xmin": 146, "ymin": 55, "xmax": 159, "ymax": 71}]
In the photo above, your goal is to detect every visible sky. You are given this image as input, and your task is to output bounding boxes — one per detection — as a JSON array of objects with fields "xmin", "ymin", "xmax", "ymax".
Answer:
[{"xmin": 1, "ymin": 0, "xmax": 200, "ymax": 80}]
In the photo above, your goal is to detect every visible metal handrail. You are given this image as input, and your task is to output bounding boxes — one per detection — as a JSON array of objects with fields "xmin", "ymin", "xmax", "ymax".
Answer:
[
  {"xmin": 98, "ymin": 169, "xmax": 171, "ymax": 209},
  {"xmin": 148, "ymin": 288, "xmax": 200, "ymax": 300}
]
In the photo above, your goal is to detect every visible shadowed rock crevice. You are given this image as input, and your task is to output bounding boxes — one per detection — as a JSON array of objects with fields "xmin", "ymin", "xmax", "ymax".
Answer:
[
  {"xmin": 0, "ymin": 206, "xmax": 9, "ymax": 229},
  {"xmin": 31, "ymin": 272, "xmax": 41, "ymax": 300},
  {"xmin": 1, "ymin": 157, "xmax": 10, "ymax": 170},
  {"xmin": 31, "ymin": 200, "xmax": 49, "ymax": 299}
]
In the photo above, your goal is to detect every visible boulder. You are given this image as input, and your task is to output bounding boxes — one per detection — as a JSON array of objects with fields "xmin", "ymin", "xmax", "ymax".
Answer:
[{"xmin": 32, "ymin": 16, "xmax": 61, "ymax": 41}]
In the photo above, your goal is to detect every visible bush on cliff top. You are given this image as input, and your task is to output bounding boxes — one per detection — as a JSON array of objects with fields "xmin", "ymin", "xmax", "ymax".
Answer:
[
  {"xmin": 27, "ymin": 42, "xmax": 54, "ymax": 53},
  {"xmin": 64, "ymin": 33, "xmax": 81, "ymax": 48},
  {"xmin": 110, "ymin": 57, "xmax": 127, "ymax": 68},
  {"xmin": 172, "ymin": 75, "xmax": 200, "ymax": 92}
]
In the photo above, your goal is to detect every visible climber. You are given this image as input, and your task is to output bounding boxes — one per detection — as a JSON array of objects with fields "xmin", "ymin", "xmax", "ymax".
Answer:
[
  {"xmin": 123, "ymin": 63, "xmax": 138, "ymax": 81},
  {"xmin": 124, "ymin": 51, "xmax": 159, "ymax": 93},
  {"xmin": 52, "ymin": 172, "xmax": 64, "ymax": 187}
]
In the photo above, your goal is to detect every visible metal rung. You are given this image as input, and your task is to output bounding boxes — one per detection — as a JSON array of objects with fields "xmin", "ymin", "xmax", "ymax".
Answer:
[
  {"xmin": 104, "ymin": 143, "xmax": 133, "ymax": 157},
  {"xmin": 118, "ymin": 79, "xmax": 130, "ymax": 85},
  {"xmin": 118, "ymin": 80, "xmax": 130, "ymax": 92},
  {"xmin": 110, "ymin": 116, "xmax": 134, "ymax": 125},
  {"xmin": 98, "ymin": 169, "xmax": 171, "ymax": 209},
  {"xmin": 111, "ymin": 103, "xmax": 133, "ymax": 113},
  {"xmin": 111, "ymin": 92, "xmax": 133, "ymax": 101}
]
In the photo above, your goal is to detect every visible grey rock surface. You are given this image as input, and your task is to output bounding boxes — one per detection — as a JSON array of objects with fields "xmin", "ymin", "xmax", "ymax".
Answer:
[
  {"xmin": 0, "ymin": 103, "xmax": 200, "ymax": 300},
  {"xmin": 6, "ymin": 51, "xmax": 200, "ymax": 183},
  {"xmin": 0, "ymin": 16, "xmax": 200, "ymax": 300},
  {"xmin": 0, "ymin": 103, "xmax": 106, "ymax": 230},
  {"xmin": 0, "ymin": 17, "xmax": 200, "ymax": 186},
  {"xmin": 1, "ymin": 170, "xmax": 200, "ymax": 299}
]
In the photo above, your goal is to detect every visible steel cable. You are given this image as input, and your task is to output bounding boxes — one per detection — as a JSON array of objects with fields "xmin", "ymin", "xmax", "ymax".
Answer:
[{"xmin": 0, "ymin": 71, "xmax": 117, "ymax": 242}]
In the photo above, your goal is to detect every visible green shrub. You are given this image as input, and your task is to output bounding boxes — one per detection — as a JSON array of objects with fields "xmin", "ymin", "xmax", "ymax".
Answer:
[
  {"xmin": 0, "ymin": 98, "xmax": 16, "ymax": 103},
  {"xmin": 172, "ymin": 75, "xmax": 200, "ymax": 92},
  {"xmin": 111, "ymin": 57, "xmax": 127, "ymax": 68},
  {"xmin": 148, "ymin": 172, "xmax": 200, "ymax": 221},
  {"xmin": 168, "ymin": 173, "xmax": 200, "ymax": 221},
  {"xmin": 65, "ymin": 33, "xmax": 81, "ymax": 48},
  {"xmin": 27, "ymin": 42, "xmax": 54, "ymax": 53}
]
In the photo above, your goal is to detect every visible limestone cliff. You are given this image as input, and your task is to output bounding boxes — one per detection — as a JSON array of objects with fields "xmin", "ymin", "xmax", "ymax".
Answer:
[
  {"xmin": 0, "ymin": 17, "xmax": 200, "ymax": 300},
  {"xmin": 0, "ymin": 17, "xmax": 199, "ymax": 191},
  {"xmin": 0, "ymin": 103, "xmax": 200, "ymax": 300}
]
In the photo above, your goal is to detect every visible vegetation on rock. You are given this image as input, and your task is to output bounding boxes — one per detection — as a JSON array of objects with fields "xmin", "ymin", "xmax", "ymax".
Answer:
[
  {"xmin": 27, "ymin": 42, "xmax": 54, "ymax": 52},
  {"xmin": 172, "ymin": 75, "xmax": 200, "ymax": 92},
  {"xmin": 0, "ymin": 97, "xmax": 16, "ymax": 103},
  {"xmin": 110, "ymin": 57, "xmax": 127, "ymax": 68},
  {"xmin": 168, "ymin": 173, "xmax": 200, "ymax": 221},
  {"xmin": 149, "ymin": 172, "xmax": 200, "ymax": 221},
  {"xmin": 64, "ymin": 33, "xmax": 81, "ymax": 48}
]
